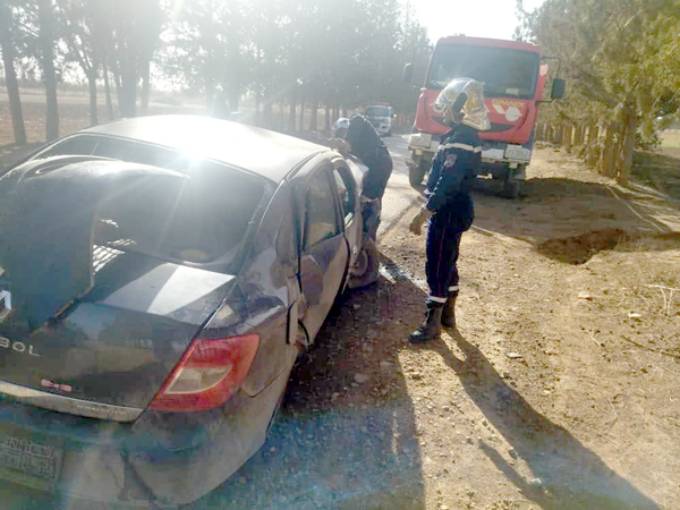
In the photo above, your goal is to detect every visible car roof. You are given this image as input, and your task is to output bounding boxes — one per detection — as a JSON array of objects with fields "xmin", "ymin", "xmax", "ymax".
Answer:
[{"xmin": 82, "ymin": 115, "xmax": 328, "ymax": 183}]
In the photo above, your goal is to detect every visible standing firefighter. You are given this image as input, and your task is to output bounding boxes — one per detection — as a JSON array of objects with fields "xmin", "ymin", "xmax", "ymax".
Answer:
[
  {"xmin": 408, "ymin": 78, "xmax": 490, "ymax": 343},
  {"xmin": 333, "ymin": 114, "xmax": 393, "ymax": 287}
]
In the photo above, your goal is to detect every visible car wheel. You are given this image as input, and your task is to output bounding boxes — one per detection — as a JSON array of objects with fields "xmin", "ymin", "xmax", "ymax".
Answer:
[{"xmin": 348, "ymin": 238, "xmax": 379, "ymax": 289}]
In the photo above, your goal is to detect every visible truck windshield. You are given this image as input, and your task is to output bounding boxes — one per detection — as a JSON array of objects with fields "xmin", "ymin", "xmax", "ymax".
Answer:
[{"xmin": 428, "ymin": 45, "xmax": 540, "ymax": 99}]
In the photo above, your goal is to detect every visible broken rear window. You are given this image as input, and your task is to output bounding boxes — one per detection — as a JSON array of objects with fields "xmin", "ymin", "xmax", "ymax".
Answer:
[{"xmin": 36, "ymin": 135, "xmax": 268, "ymax": 268}]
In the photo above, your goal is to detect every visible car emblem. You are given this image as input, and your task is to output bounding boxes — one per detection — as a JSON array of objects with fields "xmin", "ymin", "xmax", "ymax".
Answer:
[{"xmin": 0, "ymin": 290, "xmax": 11, "ymax": 322}]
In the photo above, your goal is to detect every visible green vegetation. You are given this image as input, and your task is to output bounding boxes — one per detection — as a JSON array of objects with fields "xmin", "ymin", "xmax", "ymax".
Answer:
[{"xmin": 517, "ymin": 0, "xmax": 680, "ymax": 184}]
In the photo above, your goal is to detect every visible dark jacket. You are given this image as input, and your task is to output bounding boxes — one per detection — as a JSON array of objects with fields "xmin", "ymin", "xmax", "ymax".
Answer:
[
  {"xmin": 346, "ymin": 114, "xmax": 393, "ymax": 200},
  {"xmin": 425, "ymin": 124, "xmax": 481, "ymax": 232}
]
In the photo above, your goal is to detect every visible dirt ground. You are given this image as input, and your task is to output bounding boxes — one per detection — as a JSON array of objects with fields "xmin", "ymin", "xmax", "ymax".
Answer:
[
  {"xmin": 0, "ymin": 104, "xmax": 679, "ymax": 508},
  {"xmin": 191, "ymin": 146, "xmax": 680, "ymax": 510}
]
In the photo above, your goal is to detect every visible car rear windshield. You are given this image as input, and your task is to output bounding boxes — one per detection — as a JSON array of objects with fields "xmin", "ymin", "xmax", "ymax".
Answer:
[
  {"xmin": 428, "ymin": 45, "xmax": 540, "ymax": 99},
  {"xmin": 36, "ymin": 134, "xmax": 268, "ymax": 268}
]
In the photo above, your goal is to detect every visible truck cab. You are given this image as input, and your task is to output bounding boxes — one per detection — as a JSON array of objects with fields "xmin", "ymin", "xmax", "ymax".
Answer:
[{"xmin": 407, "ymin": 36, "xmax": 564, "ymax": 197}]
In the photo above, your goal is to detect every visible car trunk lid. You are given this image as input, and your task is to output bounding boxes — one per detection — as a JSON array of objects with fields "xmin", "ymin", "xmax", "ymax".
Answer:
[{"xmin": 0, "ymin": 158, "xmax": 236, "ymax": 420}]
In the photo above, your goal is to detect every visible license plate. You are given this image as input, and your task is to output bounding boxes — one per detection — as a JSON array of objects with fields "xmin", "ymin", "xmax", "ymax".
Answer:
[{"xmin": 0, "ymin": 429, "xmax": 63, "ymax": 490}]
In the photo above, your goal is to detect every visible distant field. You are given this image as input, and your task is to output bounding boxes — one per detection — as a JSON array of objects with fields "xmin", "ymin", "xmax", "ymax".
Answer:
[
  {"xmin": 660, "ymin": 129, "xmax": 680, "ymax": 150},
  {"xmin": 0, "ymin": 87, "xmax": 206, "ymax": 146}
]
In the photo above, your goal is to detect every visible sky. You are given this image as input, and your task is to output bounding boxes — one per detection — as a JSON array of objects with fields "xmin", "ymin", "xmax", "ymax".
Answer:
[{"xmin": 410, "ymin": 0, "xmax": 545, "ymax": 42}]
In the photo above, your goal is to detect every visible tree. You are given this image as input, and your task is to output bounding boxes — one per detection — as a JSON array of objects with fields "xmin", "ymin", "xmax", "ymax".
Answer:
[
  {"xmin": 518, "ymin": 0, "xmax": 680, "ymax": 183},
  {"xmin": 0, "ymin": 0, "xmax": 27, "ymax": 144},
  {"xmin": 106, "ymin": 0, "xmax": 162, "ymax": 117},
  {"xmin": 37, "ymin": 0, "xmax": 59, "ymax": 139},
  {"xmin": 62, "ymin": 0, "xmax": 100, "ymax": 125}
]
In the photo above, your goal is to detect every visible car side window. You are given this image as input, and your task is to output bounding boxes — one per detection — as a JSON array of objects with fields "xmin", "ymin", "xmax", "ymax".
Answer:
[
  {"xmin": 304, "ymin": 169, "xmax": 341, "ymax": 250},
  {"xmin": 332, "ymin": 166, "xmax": 356, "ymax": 225}
]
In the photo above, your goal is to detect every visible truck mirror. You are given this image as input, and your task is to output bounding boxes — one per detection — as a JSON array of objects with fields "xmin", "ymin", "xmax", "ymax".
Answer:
[
  {"xmin": 403, "ymin": 63, "xmax": 414, "ymax": 84},
  {"xmin": 551, "ymin": 78, "xmax": 566, "ymax": 100}
]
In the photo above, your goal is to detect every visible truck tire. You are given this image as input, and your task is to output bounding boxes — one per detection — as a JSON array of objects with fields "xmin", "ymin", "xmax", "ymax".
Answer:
[
  {"xmin": 408, "ymin": 159, "xmax": 428, "ymax": 188},
  {"xmin": 501, "ymin": 175, "xmax": 521, "ymax": 199}
]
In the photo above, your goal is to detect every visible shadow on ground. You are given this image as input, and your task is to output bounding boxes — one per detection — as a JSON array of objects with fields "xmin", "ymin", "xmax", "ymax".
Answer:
[
  {"xmin": 192, "ymin": 279, "xmax": 425, "ymax": 510},
  {"xmin": 380, "ymin": 255, "xmax": 659, "ymax": 510},
  {"xmin": 633, "ymin": 151, "xmax": 680, "ymax": 202},
  {"xmin": 472, "ymin": 176, "xmax": 680, "ymax": 264}
]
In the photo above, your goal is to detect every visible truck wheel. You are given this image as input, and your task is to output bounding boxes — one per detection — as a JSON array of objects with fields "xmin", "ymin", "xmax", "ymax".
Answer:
[
  {"xmin": 501, "ymin": 176, "xmax": 521, "ymax": 199},
  {"xmin": 408, "ymin": 159, "xmax": 428, "ymax": 188}
]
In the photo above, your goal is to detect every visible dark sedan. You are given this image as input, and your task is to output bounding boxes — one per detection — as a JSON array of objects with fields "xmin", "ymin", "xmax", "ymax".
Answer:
[{"xmin": 0, "ymin": 115, "xmax": 367, "ymax": 506}]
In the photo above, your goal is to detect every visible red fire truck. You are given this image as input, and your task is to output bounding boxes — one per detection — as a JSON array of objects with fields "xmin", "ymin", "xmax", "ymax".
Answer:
[{"xmin": 406, "ymin": 36, "xmax": 565, "ymax": 198}]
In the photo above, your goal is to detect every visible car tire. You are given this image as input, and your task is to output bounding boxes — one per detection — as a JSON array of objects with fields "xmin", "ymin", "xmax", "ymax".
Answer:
[{"xmin": 348, "ymin": 238, "xmax": 379, "ymax": 289}]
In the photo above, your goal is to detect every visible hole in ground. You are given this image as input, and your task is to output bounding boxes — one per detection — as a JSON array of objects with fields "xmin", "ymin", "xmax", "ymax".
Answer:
[{"xmin": 537, "ymin": 229, "xmax": 680, "ymax": 264}]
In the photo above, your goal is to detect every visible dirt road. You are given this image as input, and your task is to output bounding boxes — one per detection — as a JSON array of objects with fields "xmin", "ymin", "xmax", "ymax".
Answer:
[{"xmin": 1, "ymin": 138, "xmax": 679, "ymax": 509}]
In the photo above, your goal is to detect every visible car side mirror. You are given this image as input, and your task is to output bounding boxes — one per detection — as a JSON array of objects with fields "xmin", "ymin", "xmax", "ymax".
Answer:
[
  {"xmin": 403, "ymin": 63, "xmax": 414, "ymax": 84},
  {"xmin": 551, "ymin": 78, "xmax": 566, "ymax": 100}
]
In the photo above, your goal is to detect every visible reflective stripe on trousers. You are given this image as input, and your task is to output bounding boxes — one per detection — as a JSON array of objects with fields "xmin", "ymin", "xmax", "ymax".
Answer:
[{"xmin": 425, "ymin": 210, "xmax": 464, "ymax": 302}]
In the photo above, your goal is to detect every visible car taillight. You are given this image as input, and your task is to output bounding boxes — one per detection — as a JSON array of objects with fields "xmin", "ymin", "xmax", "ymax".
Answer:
[{"xmin": 149, "ymin": 334, "xmax": 259, "ymax": 412}]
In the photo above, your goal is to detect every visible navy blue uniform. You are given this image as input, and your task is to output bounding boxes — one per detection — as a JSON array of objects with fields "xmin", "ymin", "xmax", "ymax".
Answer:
[
  {"xmin": 346, "ymin": 114, "xmax": 393, "ymax": 248},
  {"xmin": 346, "ymin": 114, "xmax": 393, "ymax": 201},
  {"xmin": 424, "ymin": 124, "xmax": 481, "ymax": 303}
]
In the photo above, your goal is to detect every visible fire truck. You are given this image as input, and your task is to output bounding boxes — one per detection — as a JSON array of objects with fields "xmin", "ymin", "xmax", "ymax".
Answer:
[{"xmin": 405, "ymin": 36, "xmax": 565, "ymax": 198}]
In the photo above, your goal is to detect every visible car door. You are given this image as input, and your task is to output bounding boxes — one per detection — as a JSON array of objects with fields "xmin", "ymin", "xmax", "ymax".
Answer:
[
  {"xmin": 331, "ymin": 160, "xmax": 362, "ymax": 273},
  {"xmin": 298, "ymin": 163, "xmax": 350, "ymax": 342}
]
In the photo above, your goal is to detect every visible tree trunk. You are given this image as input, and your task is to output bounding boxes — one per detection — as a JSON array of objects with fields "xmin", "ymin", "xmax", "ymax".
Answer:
[
  {"xmin": 309, "ymin": 101, "xmax": 318, "ymax": 131},
  {"xmin": 599, "ymin": 126, "xmax": 615, "ymax": 176},
  {"xmin": 118, "ymin": 61, "xmax": 137, "ymax": 117},
  {"xmin": 585, "ymin": 124, "xmax": 599, "ymax": 168},
  {"xmin": 117, "ymin": 39, "xmax": 137, "ymax": 118},
  {"xmin": 0, "ymin": 6, "xmax": 27, "ymax": 145},
  {"xmin": 38, "ymin": 0, "xmax": 59, "ymax": 140},
  {"xmin": 553, "ymin": 124, "xmax": 563, "ymax": 145},
  {"xmin": 227, "ymin": 88, "xmax": 239, "ymax": 113},
  {"xmin": 87, "ymin": 70, "xmax": 98, "ymax": 126},
  {"xmin": 298, "ymin": 99, "xmax": 305, "ymax": 132},
  {"xmin": 618, "ymin": 111, "xmax": 636, "ymax": 185},
  {"xmin": 279, "ymin": 102, "xmax": 286, "ymax": 128},
  {"xmin": 288, "ymin": 93, "xmax": 297, "ymax": 132},
  {"xmin": 564, "ymin": 124, "xmax": 573, "ymax": 153},
  {"xmin": 102, "ymin": 59, "xmax": 114, "ymax": 120},
  {"xmin": 140, "ymin": 60, "xmax": 151, "ymax": 114},
  {"xmin": 574, "ymin": 124, "xmax": 584, "ymax": 147},
  {"xmin": 324, "ymin": 105, "xmax": 331, "ymax": 133}
]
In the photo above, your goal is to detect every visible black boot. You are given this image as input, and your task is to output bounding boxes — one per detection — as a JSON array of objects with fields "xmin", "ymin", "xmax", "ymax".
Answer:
[
  {"xmin": 409, "ymin": 303, "xmax": 443, "ymax": 344},
  {"xmin": 441, "ymin": 292, "xmax": 458, "ymax": 328}
]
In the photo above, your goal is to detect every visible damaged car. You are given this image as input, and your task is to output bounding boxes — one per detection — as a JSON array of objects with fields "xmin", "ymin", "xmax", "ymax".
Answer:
[{"xmin": 0, "ymin": 115, "xmax": 367, "ymax": 506}]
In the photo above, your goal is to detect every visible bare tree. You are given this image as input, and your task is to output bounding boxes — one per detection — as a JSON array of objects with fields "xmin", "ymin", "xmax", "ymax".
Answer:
[
  {"xmin": 37, "ymin": 0, "xmax": 59, "ymax": 139},
  {"xmin": 62, "ymin": 0, "xmax": 101, "ymax": 125},
  {"xmin": 0, "ymin": 0, "xmax": 27, "ymax": 144}
]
